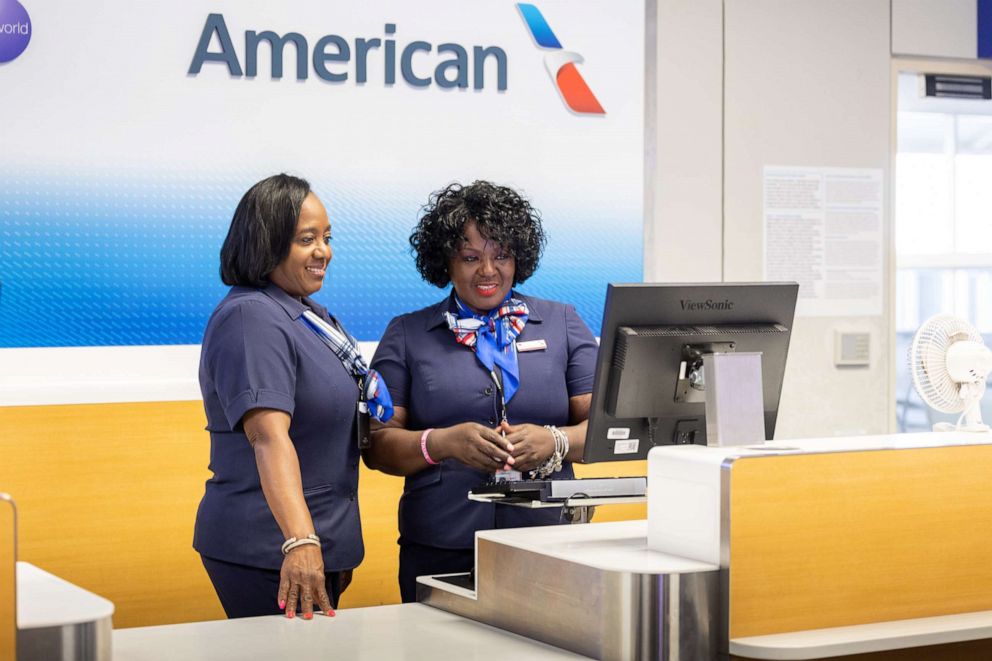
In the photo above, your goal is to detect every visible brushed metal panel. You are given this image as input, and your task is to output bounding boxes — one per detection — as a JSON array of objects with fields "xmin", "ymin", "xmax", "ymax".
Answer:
[
  {"xmin": 422, "ymin": 537, "xmax": 718, "ymax": 660},
  {"xmin": 17, "ymin": 617, "xmax": 112, "ymax": 661}
]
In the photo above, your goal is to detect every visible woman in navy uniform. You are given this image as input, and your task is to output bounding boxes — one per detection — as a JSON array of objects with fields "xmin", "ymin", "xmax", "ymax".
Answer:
[
  {"xmin": 368, "ymin": 181, "xmax": 598, "ymax": 602},
  {"xmin": 194, "ymin": 174, "xmax": 391, "ymax": 619}
]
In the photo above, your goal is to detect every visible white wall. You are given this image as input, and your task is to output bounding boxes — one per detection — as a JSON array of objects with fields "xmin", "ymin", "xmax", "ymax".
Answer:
[
  {"xmin": 652, "ymin": 0, "xmax": 895, "ymax": 438},
  {"xmin": 724, "ymin": 0, "xmax": 893, "ymax": 438},
  {"xmin": 892, "ymin": 0, "xmax": 977, "ymax": 58},
  {"xmin": 647, "ymin": 0, "xmax": 724, "ymax": 282}
]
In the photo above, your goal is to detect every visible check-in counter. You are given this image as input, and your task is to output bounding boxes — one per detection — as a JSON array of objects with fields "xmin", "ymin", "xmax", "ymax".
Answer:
[
  {"xmin": 17, "ymin": 562, "xmax": 114, "ymax": 661},
  {"xmin": 420, "ymin": 520, "xmax": 719, "ymax": 659},
  {"xmin": 20, "ymin": 431, "xmax": 992, "ymax": 660},
  {"xmin": 1, "ymin": 490, "xmax": 114, "ymax": 661},
  {"xmin": 421, "ymin": 432, "xmax": 992, "ymax": 660}
]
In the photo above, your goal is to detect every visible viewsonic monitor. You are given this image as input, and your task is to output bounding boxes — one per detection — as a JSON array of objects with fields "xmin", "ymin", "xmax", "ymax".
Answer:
[{"xmin": 582, "ymin": 282, "xmax": 799, "ymax": 463}]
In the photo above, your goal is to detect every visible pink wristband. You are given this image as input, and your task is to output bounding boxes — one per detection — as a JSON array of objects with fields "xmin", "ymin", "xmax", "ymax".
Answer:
[{"xmin": 420, "ymin": 428, "xmax": 439, "ymax": 465}]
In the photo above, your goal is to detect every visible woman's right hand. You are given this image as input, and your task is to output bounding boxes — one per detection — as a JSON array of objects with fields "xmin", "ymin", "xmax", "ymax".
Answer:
[
  {"xmin": 277, "ymin": 544, "xmax": 334, "ymax": 620},
  {"xmin": 430, "ymin": 422, "xmax": 516, "ymax": 472}
]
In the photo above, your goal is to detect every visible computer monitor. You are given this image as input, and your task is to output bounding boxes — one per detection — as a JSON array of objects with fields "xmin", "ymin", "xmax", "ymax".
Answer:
[{"xmin": 582, "ymin": 282, "xmax": 799, "ymax": 463}]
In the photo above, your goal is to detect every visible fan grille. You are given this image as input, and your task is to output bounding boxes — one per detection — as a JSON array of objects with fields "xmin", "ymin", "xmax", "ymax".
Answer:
[{"xmin": 909, "ymin": 314, "xmax": 983, "ymax": 413}]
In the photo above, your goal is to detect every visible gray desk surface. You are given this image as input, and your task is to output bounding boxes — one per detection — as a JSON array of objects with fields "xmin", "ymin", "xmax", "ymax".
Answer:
[{"xmin": 113, "ymin": 603, "xmax": 591, "ymax": 660}]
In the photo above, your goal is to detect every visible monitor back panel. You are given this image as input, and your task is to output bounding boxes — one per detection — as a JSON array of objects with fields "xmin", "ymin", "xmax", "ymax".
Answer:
[{"xmin": 584, "ymin": 282, "xmax": 799, "ymax": 463}]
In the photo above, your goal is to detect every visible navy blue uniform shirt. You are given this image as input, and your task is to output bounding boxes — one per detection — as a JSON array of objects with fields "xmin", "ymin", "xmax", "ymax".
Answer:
[
  {"xmin": 194, "ymin": 283, "xmax": 364, "ymax": 571},
  {"xmin": 370, "ymin": 292, "xmax": 598, "ymax": 549}
]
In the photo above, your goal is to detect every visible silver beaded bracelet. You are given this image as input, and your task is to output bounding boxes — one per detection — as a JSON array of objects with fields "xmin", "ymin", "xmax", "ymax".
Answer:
[
  {"xmin": 531, "ymin": 425, "xmax": 569, "ymax": 479},
  {"xmin": 281, "ymin": 533, "xmax": 321, "ymax": 555}
]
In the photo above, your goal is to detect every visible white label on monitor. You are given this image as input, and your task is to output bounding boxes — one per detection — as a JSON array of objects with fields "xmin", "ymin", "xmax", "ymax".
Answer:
[
  {"xmin": 607, "ymin": 427, "xmax": 630, "ymax": 440},
  {"xmin": 614, "ymin": 439, "xmax": 639, "ymax": 454}
]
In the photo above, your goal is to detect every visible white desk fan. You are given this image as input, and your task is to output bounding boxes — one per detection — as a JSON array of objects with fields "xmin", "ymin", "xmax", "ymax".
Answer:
[{"xmin": 909, "ymin": 314, "xmax": 992, "ymax": 432}]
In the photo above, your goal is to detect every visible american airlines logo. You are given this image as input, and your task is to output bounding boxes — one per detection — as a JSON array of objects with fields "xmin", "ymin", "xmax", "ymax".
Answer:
[
  {"xmin": 516, "ymin": 3, "xmax": 605, "ymax": 114},
  {"xmin": 680, "ymin": 299, "xmax": 735, "ymax": 311}
]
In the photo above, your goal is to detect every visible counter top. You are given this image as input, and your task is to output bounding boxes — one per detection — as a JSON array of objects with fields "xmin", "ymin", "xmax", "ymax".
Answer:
[
  {"xmin": 17, "ymin": 561, "xmax": 114, "ymax": 629},
  {"xmin": 113, "ymin": 603, "xmax": 590, "ymax": 660},
  {"xmin": 476, "ymin": 519, "xmax": 717, "ymax": 574},
  {"xmin": 730, "ymin": 610, "xmax": 992, "ymax": 660}
]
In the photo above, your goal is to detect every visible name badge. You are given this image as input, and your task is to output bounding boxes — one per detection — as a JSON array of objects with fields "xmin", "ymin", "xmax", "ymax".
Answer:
[
  {"xmin": 356, "ymin": 400, "xmax": 370, "ymax": 450},
  {"xmin": 516, "ymin": 339, "xmax": 547, "ymax": 352}
]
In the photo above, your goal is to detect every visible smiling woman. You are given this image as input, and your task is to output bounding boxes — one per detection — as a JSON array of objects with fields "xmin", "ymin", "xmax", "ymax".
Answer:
[
  {"xmin": 195, "ymin": 174, "xmax": 392, "ymax": 621},
  {"xmin": 267, "ymin": 194, "xmax": 333, "ymax": 298},
  {"xmin": 367, "ymin": 181, "xmax": 599, "ymax": 602}
]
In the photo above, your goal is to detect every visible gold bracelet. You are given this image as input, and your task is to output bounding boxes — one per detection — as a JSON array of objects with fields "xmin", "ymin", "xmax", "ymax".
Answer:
[{"xmin": 281, "ymin": 533, "xmax": 320, "ymax": 555}]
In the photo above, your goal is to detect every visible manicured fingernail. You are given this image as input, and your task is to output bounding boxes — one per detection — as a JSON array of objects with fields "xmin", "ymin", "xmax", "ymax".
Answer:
[
  {"xmin": 506, "ymin": 456, "xmax": 515, "ymax": 464},
  {"xmin": 279, "ymin": 600, "xmax": 286, "ymax": 609},
  {"xmin": 287, "ymin": 611, "xmax": 295, "ymax": 619},
  {"xmin": 327, "ymin": 609, "xmax": 335, "ymax": 617},
  {"xmin": 304, "ymin": 612, "xmax": 313, "ymax": 620}
]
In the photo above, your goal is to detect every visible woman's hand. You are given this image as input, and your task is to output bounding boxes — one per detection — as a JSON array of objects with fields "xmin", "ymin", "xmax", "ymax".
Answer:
[
  {"xmin": 431, "ymin": 422, "xmax": 516, "ymax": 472},
  {"xmin": 500, "ymin": 422, "xmax": 555, "ymax": 472},
  {"xmin": 277, "ymin": 544, "xmax": 334, "ymax": 619}
]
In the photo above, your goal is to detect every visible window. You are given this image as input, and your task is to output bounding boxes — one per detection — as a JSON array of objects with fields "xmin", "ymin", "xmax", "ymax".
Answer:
[{"xmin": 895, "ymin": 72, "xmax": 992, "ymax": 431}]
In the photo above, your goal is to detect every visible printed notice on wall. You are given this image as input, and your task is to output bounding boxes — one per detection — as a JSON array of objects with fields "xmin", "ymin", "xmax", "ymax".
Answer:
[{"xmin": 763, "ymin": 166, "xmax": 883, "ymax": 317}]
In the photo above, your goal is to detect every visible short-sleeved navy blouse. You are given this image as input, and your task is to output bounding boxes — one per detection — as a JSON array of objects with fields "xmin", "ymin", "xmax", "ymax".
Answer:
[
  {"xmin": 370, "ymin": 292, "xmax": 598, "ymax": 549},
  {"xmin": 193, "ymin": 283, "xmax": 364, "ymax": 571}
]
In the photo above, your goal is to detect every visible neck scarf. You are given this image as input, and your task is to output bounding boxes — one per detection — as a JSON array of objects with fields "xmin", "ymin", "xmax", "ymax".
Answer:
[
  {"xmin": 444, "ymin": 293, "xmax": 529, "ymax": 403},
  {"xmin": 301, "ymin": 310, "xmax": 394, "ymax": 422}
]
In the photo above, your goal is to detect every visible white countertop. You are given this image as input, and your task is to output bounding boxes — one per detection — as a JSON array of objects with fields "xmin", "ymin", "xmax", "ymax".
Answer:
[
  {"xmin": 730, "ymin": 610, "xmax": 992, "ymax": 660},
  {"xmin": 475, "ymin": 519, "xmax": 718, "ymax": 574},
  {"xmin": 18, "ymin": 561, "xmax": 114, "ymax": 629},
  {"xmin": 113, "ymin": 603, "xmax": 591, "ymax": 660},
  {"xmin": 655, "ymin": 430, "xmax": 992, "ymax": 466}
]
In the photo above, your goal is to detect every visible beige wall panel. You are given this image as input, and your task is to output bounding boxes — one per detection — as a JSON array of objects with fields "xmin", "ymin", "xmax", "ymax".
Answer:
[{"xmin": 723, "ymin": 0, "xmax": 893, "ymax": 439}]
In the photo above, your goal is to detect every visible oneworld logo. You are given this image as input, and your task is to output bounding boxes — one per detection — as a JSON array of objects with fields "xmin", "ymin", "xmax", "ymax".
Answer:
[
  {"xmin": 516, "ymin": 3, "xmax": 604, "ymax": 114},
  {"xmin": 680, "ymin": 299, "xmax": 735, "ymax": 311},
  {"xmin": 189, "ymin": 14, "xmax": 507, "ymax": 91},
  {"xmin": 0, "ymin": 0, "xmax": 31, "ymax": 64}
]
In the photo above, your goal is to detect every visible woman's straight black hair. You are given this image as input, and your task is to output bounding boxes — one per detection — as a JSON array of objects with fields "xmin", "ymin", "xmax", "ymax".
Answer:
[{"xmin": 220, "ymin": 174, "xmax": 311, "ymax": 287}]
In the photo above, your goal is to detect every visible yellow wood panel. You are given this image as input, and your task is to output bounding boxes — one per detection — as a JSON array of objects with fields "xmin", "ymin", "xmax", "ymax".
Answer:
[
  {"xmin": 574, "ymin": 460, "xmax": 648, "ymax": 522},
  {"xmin": 0, "ymin": 402, "xmax": 645, "ymax": 627},
  {"xmin": 0, "ymin": 402, "xmax": 223, "ymax": 628},
  {"xmin": 729, "ymin": 446, "xmax": 992, "ymax": 638},
  {"xmin": 342, "ymin": 468, "xmax": 404, "ymax": 608},
  {"xmin": 0, "ymin": 495, "xmax": 16, "ymax": 661}
]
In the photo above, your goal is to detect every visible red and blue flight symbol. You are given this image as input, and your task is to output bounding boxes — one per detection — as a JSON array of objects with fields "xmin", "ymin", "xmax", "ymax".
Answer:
[{"xmin": 516, "ymin": 3, "xmax": 605, "ymax": 115}]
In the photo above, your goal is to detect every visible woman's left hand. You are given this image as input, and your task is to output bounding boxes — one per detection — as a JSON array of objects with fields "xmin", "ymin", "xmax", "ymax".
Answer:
[{"xmin": 499, "ymin": 422, "xmax": 555, "ymax": 472}]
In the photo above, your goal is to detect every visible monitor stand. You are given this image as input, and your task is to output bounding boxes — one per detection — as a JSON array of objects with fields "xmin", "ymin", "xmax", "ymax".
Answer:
[{"xmin": 702, "ymin": 351, "xmax": 766, "ymax": 446}]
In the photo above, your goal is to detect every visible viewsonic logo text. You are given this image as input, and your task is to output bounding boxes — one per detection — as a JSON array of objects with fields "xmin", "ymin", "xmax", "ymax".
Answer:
[{"xmin": 680, "ymin": 299, "xmax": 735, "ymax": 311}]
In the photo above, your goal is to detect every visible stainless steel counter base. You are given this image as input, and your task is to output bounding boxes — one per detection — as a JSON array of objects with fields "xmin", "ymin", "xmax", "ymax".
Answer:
[
  {"xmin": 18, "ymin": 617, "xmax": 112, "ymax": 661},
  {"xmin": 419, "ymin": 530, "xmax": 719, "ymax": 661}
]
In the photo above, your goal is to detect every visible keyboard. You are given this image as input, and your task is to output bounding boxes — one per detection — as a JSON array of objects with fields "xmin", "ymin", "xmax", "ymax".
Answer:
[{"xmin": 470, "ymin": 476, "xmax": 647, "ymax": 502}]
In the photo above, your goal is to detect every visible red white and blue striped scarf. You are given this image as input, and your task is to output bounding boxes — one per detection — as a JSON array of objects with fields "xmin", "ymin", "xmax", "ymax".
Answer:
[{"xmin": 444, "ymin": 293, "xmax": 529, "ymax": 402}]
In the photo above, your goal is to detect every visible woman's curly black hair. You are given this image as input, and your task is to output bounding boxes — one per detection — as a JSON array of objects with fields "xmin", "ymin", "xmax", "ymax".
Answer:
[{"xmin": 410, "ymin": 181, "xmax": 546, "ymax": 288}]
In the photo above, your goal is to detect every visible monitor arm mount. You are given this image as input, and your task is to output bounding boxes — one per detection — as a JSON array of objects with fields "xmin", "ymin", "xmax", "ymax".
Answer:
[{"xmin": 674, "ymin": 342, "xmax": 736, "ymax": 404}]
